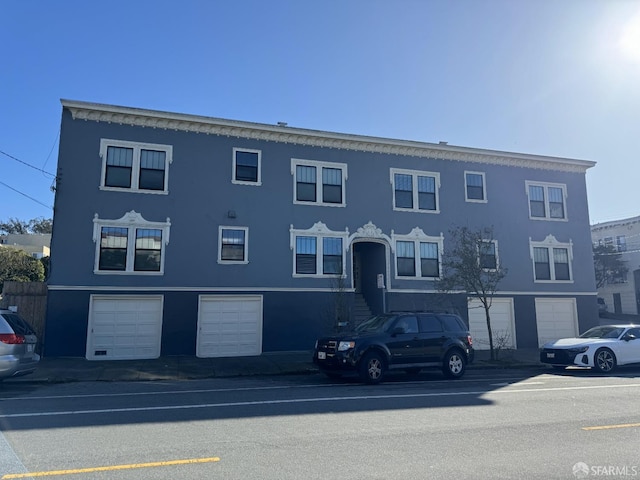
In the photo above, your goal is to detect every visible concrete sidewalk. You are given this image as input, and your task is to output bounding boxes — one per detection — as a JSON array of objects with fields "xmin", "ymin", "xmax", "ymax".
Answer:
[{"xmin": 6, "ymin": 349, "xmax": 544, "ymax": 384}]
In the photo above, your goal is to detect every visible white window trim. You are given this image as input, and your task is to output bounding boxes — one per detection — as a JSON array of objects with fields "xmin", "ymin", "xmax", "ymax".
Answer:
[
  {"xmin": 391, "ymin": 227, "xmax": 444, "ymax": 280},
  {"xmin": 99, "ymin": 139, "xmax": 173, "ymax": 194},
  {"xmin": 217, "ymin": 226, "xmax": 249, "ymax": 264},
  {"xmin": 291, "ymin": 158, "xmax": 348, "ymax": 207},
  {"xmin": 92, "ymin": 210, "xmax": 171, "ymax": 275},
  {"xmin": 478, "ymin": 239, "xmax": 499, "ymax": 271},
  {"xmin": 464, "ymin": 171, "xmax": 487, "ymax": 203},
  {"xmin": 529, "ymin": 234, "xmax": 574, "ymax": 283},
  {"xmin": 390, "ymin": 168, "xmax": 441, "ymax": 214},
  {"xmin": 525, "ymin": 181, "xmax": 568, "ymax": 221},
  {"xmin": 289, "ymin": 221, "xmax": 349, "ymax": 278},
  {"xmin": 232, "ymin": 148, "xmax": 262, "ymax": 186}
]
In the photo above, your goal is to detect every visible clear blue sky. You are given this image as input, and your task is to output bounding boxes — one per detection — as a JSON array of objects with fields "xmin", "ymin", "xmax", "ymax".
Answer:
[{"xmin": 1, "ymin": 0, "xmax": 639, "ymax": 225}]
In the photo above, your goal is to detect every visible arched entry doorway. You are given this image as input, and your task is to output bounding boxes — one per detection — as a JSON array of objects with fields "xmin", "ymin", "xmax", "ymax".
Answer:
[
  {"xmin": 352, "ymin": 241, "xmax": 387, "ymax": 319},
  {"xmin": 349, "ymin": 222, "xmax": 392, "ymax": 321}
]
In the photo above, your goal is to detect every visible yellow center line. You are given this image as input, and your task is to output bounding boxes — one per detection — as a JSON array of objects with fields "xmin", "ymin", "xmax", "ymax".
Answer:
[
  {"xmin": 582, "ymin": 423, "xmax": 640, "ymax": 431},
  {"xmin": 2, "ymin": 456, "xmax": 220, "ymax": 479}
]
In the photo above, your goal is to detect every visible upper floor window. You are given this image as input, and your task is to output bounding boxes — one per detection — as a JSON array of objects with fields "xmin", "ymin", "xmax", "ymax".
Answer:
[
  {"xmin": 218, "ymin": 226, "xmax": 248, "ymax": 264},
  {"xmin": 465, "ymin": 171, "xmax": 486, "ymax": 203},
  {"xmin": 479, "ymin": 240, "xmax": 498, "ymax": 270},
  {"xmin": 290, "ymin": 222, "xmax": 348, "ymax": 277},
  {"xmin": 93, "ymin": 211, "xmax": 171, "ymax": 275},
  {"xmin": 232, "ymin": 148, "xmax": 261, "ymax": 185},
  {"xmin": 617, "ymin": 235, "xmax": 627, "ymax": 252},
  {"xmin": 291, "ymin": 159, "xmax": 347, "ymax": 207},
  {"xmin": 530, "ymin": 235, "xmax": 573, "ymax": 282},
  {"xmin": 392, "ymin": 228, "xmax": 444, "ymax": 279},
  {"xmin": 526, "ymin": 181, "xmax": 567, "ymax": 220},
  {"xmin": 99, "ymin": 139, "xmax": 172, "ymax": 194},
  {"xmin": 390, "ymin": 168, "xmax": 440, "ymax": 213}
]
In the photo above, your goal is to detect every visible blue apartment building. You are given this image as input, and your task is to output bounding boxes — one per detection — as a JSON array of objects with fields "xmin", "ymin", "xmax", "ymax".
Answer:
[{"xmin": 44, "ymin": 99, "xmax": 598, "ymax": 359}]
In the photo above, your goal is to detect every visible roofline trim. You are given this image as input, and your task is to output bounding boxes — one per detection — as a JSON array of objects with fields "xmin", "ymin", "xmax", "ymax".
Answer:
[{"xmin": 61, "ymin": 99, "xmax": 596, "ymax": 173}]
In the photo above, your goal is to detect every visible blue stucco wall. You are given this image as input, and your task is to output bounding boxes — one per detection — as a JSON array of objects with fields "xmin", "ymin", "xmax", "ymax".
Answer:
[{"xmin": 45, "ymin": 105, "xmax": 598, "ymax": 357}]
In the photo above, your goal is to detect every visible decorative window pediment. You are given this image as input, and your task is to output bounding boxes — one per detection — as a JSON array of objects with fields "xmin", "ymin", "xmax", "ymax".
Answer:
[
  {"xmin": 290, "ymin": 222, "xmax": 349, "ymax": 277},
  {"xmin": 92, "ymin": 211, "xmax": 171, "ymax": 275},
  {"xmin": 391, "ymin": 228, "xmax": 444, "ymax": 279}
]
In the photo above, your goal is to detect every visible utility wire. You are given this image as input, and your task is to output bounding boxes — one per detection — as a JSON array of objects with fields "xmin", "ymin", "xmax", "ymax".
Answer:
[
  {"xmin": 0, "ymin": 149, "xmax": 56, "ymax": 178},
  {"xmin": 0, "ymin": 180, "xmax": 53, "ymax": 209},
  {"xmin": 42, "ymin": 129, "xmax": 60, "ymax": 171}
]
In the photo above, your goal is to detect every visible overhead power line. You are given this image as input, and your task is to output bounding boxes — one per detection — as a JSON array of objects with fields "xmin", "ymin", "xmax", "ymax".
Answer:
[
  {"xmin": 0, "ymin": 149, "xmax": 56, "ymax": 178},
  {"xmin": 0, "ymin": 180, "xmax": 53, "ymax": 209}
]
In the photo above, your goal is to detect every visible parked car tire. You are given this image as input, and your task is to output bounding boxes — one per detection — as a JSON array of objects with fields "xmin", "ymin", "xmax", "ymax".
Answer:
[
  {"xmin": 359, "ymin": 351, "xmax": 386, "ymax": 384},
  {"xmin": 442, "ymin": 349, "xmax": 466, "ymax": 379},
  {"xmin": 594, "ymin": 348, "xmax": 616, "ymax": 373}
]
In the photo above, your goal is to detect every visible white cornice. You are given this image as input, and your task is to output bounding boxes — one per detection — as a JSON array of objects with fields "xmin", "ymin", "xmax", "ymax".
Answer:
[{"xmin": 61, "ymin": 99, "xmax": 596, "ymax": 173}]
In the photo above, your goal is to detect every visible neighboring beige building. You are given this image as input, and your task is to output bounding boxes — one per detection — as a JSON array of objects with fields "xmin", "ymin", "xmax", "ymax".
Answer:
[
  {"xmin": 591, "ymin": 215, "xmax": 640, "ymax": 315},
  {"xmin": 0, "ymin": 234, "xmax": 51, "ymax": 259}
]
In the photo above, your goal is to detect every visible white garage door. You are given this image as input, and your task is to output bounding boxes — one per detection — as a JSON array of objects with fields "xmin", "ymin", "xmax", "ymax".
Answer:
[
  {"xmin": 197, "ymin": 295, "xmax": 263, "ymax": 358},
  {"xmin": 535, "ymin": 298, "xmax": 578, "ymax": 347},
  {"xmin": 468, "ymin": 298, "xmax": 516, "ymax": 350},
  {"xmin": 87, "ymin": 295, "xmax": 163, "ymax": 360}
]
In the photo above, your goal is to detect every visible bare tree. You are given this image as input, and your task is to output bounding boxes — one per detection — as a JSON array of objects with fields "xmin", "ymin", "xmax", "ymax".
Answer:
[
  {"xmin": 324, "ymin": 275, "xmax": 351, "ymax": 333},
  {"xmin": 593, "ymin": 244, "xmax": 628, "ymax": 289},
  {"xmin": 438, "ymin": 225, "xmax": 507, "ymax": 361}
]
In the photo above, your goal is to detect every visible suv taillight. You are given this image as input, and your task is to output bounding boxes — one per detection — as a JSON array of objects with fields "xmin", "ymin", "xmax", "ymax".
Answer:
[
  {"xmin": 0, "ymin": 334, "xmax": 25, "ymax": 344},
  {"xmin": 467, "ymin": 335, "xmax": 473, "ymax": 346}
]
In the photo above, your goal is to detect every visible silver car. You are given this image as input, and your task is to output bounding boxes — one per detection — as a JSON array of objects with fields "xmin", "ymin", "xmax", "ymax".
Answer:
[{"xmin": 0, "ymin": 309, "xmax": 40, "ymax": 380}]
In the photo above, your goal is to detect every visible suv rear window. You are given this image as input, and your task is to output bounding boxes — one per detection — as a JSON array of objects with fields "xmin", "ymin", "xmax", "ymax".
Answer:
[
  {"xmin": 0, "ymin": 313, "xmax": 36, "ymax": 335},
  {"xmin": 438, "ymin": 314, "xmax": 467, "ymax": 332}
]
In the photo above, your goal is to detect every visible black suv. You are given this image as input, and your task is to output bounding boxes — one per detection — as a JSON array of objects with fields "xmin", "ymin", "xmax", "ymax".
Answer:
[{"xmin": 313, "ymin": 312, "xmax": 474, "ymax": 384}]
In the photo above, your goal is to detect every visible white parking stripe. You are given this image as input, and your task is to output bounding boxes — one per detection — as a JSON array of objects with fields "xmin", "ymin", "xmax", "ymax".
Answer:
[
  {"xmin": 2, "ymin": 383, "xmax": 640, "ymax": 419},
  {"xmin": 0, "ymin": 374, "xmax": 578, "ymax": 403}
]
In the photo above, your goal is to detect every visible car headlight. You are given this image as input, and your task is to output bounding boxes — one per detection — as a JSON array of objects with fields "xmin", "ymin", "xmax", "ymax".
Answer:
[
  {"xmin": 338, "ymin": 341, "xmax": 355, "ymax": 351},
  {"xmin": 568, "ymin": 346, "xmax": 589, "ymax": 354}
]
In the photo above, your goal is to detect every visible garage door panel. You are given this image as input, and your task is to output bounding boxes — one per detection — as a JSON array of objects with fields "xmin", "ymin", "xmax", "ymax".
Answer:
[
  {"xmin": 535, "ymin": 298, "xmax": 578, "ymax": 347},
  {"xmin": 197, "ymin": 295, "xmax": 263, "ymax": 358},
  {"xmin": 468, "ymin": 298, "xmax": 516, "ymax": 350},
  {"xmin": 87, "ymin": 296, "xmax": 163, "ymax": 360}
]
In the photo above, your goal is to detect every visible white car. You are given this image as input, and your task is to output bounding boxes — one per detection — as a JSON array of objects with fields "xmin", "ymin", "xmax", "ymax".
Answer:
[{"xmin": 540, "ymin": 325, "xmax": 640, "ymax": 373}]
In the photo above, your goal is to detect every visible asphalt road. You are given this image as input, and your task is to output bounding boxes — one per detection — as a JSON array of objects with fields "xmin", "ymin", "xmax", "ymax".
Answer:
[{"xmin": 1, "ymin": 368, "xmax": 640, "ymax": 479}]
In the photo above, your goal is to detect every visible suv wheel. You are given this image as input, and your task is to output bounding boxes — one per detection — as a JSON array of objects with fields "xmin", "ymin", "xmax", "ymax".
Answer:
[
  {"xmin": 442, "ymin": 349, "xmax": 466, "ymax": 379},
  {"xmin": 359, "ymin": 351, "xmax": 386, "ymax": 384}
]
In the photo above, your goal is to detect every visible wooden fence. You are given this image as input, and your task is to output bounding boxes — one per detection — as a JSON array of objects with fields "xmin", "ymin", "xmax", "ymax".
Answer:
[{"xmin": 0, "ymin": 281, "xmax": 47, "ymax": 344}]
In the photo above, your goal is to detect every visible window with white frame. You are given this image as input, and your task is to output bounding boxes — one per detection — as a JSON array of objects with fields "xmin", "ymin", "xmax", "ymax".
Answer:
[
  {"xmin": 479, "ymin": 240, "xmax": 498, "ymax": 270},
  {"xmin": 530, "ymin": 235, "xmax": 573, "ymax": 282},
  {"xmin": 526, "ymin": 181, "xmax": 567, "ymax": 220},
  {"xmin": 392, "ymin": 228, "xmax": 443, "ymax": 279},
  {"xmin": 291, "ymin": 159, "xmax": 347, "ymax": 207},
  {"xmin": 391, "ymin": 168, "xmax": 440, "ymax": 213},
  {"xmin": 232, "ymin": 148, "xmax": 261, "ymax": 185},
  {"xmin": 99, "ymin": 139, "xmax": 172, "ymax": 193},
  {"xmin": 465, "ymin": 171, "xmax": 486, "ymax": 202},
  {"xmin": 218, "ymin": 226, "xmax": 248, "ymax": 264},
  {"xmin": 93, "ymin": 211, "xmax": 171, "ymax": 274},
  {"xmin": 290, "ymin": 222, "xmax": 348, "ymax": 277}
]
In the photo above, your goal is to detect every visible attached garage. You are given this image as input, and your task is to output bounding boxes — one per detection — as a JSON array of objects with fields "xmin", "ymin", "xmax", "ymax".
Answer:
[
  {"xmin": 197, "ymin": 295, "xmax": 263, "ymax": 358},
  {"xmin": 86, "ymin": 295, "xmax": 163, "ymax": 360},
  {"xmin": 535, "ymin": 298, "xmax": 578, "ymax": 347},
  {"xmin": 468, "ymin": 298, "xmax": 516, "ymax": 350}
]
